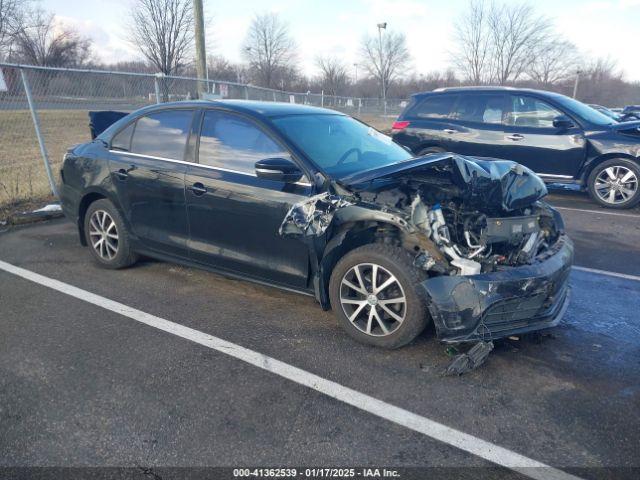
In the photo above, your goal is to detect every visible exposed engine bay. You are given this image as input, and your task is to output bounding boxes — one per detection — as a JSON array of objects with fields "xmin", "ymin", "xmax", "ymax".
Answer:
[{"xmin": 280, "ymin": 154, "xmax": 564, "ymax": 278}]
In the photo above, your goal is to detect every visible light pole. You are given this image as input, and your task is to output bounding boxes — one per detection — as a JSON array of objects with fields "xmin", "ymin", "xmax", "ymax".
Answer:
[
  {"xmin": 376, "ymin": 22, "xmax": 387, "ymax": 115},
  {"xmin": 572, "ymin": 68, "xmax": 582, "ymax": 99},
  {"xmin": 193, "ymin": 0, "xmax": 207, "ymax": 96}
]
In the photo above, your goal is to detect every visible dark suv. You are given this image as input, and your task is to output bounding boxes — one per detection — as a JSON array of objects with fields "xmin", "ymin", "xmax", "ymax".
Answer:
[{"xmin": 392, "ymin": 87, "xmax": 640, "ymax": 209}]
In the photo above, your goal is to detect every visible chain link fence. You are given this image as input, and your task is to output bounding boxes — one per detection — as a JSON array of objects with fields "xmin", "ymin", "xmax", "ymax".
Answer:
[{"xmin": 0, "ymin": 63, "xmax": 405, "ymax": 207}]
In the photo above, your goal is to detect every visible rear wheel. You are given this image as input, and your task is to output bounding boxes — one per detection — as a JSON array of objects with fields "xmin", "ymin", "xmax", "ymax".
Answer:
[
  {"xmin": 329, "ymin": 244, "xmax": 429, "ymax": 349},
  {"xmin": 418, "ymin": 146, "xmax": 446, "ymax": 156},
  {"xmin": 84, "ymin": 199, "xmax": 138, "ymax": 269},
  {"xmin": 587, "ymin": 159, "xmax": 640, "ymax": 209}
]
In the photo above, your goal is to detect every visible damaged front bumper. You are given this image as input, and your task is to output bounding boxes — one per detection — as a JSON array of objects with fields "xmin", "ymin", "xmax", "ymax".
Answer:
[{"xmin": 422, "ymin": 235, "xmax": 574, "ymax": 343}]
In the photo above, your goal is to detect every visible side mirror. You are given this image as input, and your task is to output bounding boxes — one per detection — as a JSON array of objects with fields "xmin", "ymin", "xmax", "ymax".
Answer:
[
  {"xmin": 255, "ymin": 157, "xmax": 303, "ymax": 183},
  {"xmin": 553, "ymin": 115, "xmax": 574, "ymax": 130}
]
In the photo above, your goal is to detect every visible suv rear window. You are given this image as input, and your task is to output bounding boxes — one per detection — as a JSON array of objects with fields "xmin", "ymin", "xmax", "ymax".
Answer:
[{"xmin": 410, "ymin": 95, "xmax": 457, "ymax": 119}]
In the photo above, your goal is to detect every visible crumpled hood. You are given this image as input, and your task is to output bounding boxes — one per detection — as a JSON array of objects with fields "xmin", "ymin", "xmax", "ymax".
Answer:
[{"xmin": 339, "ymin": 153, "xmax": 548, "ymax": 211}]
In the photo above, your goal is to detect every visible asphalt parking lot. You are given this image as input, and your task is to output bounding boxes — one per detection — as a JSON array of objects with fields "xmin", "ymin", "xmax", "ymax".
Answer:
[{"xmin": 0, "ymin": 189, "xmax": 639, "ymax": 480}]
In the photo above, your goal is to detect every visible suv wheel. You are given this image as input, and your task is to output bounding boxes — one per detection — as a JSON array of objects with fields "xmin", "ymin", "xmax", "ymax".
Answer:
[
  {"xmin": 84, "ymin": 199, "xmax": 138, "ymax": 269},
  {"xmin": 418, "ymin": 146, "xmax": 445, "ymax": 156},
  {"xmin": 587, "ymin": 159, "xmax": 640, "ymax": 209},
  {"xmin": 329, "ymin": 244, "xmax": 429, "ymax": 349}
]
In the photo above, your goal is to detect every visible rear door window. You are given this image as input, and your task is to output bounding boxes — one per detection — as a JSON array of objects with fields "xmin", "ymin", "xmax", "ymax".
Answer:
[
  {"xmin": 451, "ymin": 94, "xmax": 506, "ymax": 124},
  {"xmin": 198, "ymin": 110, "xmax": 291, "ymax": 174},
  {"xmin": 130, "ymin": 109, "xmax": 194, "ymax": 159},
  {"xmin": 411, "ymin": 95, "xmax": 457, "ymax": 119},
  {"xmin": 505, "ymin": 96, "xmax": 563, "ymax": 128}
]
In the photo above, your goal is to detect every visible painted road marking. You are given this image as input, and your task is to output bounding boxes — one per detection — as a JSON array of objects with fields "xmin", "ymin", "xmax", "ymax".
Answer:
[
  {"xmin": 574, "ymin": 265, "xmax": 640, "ymax": 282},
  {"xmin": 0, "ymin": 259, "xmax": 581, "ymax": 480},
  {"xmin": 555, "ymin": 206, "xmax": 640, "ymax": 218}
]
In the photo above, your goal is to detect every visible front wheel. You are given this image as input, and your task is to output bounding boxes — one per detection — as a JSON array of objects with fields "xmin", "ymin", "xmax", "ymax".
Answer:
[
  {"xmin": 329, "ymin": 244, "xmax": 430, "ymax": 349},
  {"xmin": 587, "ymin": 159, "xmax": 640, "ymax": 209}
]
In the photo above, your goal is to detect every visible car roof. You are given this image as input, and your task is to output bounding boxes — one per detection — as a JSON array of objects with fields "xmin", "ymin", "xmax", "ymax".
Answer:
[
  {"xmin": 139, "ymin": 99, "xmax": 343, "ymax": 118},
  {"xmin": 414, "ymin": 86, "xmax": 561, "ymax": 97}
]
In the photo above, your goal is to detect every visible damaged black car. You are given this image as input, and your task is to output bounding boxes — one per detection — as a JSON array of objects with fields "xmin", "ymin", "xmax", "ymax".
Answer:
[{"xmin": 60, "ymin": 100, "xmax": 573, "ymax": 349}]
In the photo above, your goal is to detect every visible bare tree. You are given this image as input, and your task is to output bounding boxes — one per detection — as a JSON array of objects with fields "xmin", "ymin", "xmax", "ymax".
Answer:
[
  {"xmin": 206, "ymin": 54, "xmax": 244, "ymax": 82},
  {"xmin": 451, "ymin": 0, "xmax": 491, "ymax": 84},
  {"xmin": 242, "ymin": 13, "xmax": 297, "ymax": 89},
  {"xmin": 316, "ymin": 55, "xmax": 348, "ymax": 96},
  {"xmin": 11, "ymin": 8, "xmax": 92, "ymax": 67},
  {"xmin": 487, "ymin": 2, "xmax": 552, "ymax": 84},
  {"xmin": 528, "ymin": 37, "xmax": 580, "ymax": 87},
  {"xmin": 360, "ymin": 30, "xmax": 410, "ymax": 97},
  {"xmin": 128, "ymin": 0, "xmax": 194, "ymax": 76},
  {"xmin": 0, "ymin": 0, "xmax": 27, "ymax": 58}
]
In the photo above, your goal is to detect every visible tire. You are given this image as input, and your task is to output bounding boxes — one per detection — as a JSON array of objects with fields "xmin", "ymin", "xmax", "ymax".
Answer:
[
  {"xmin": 587, "ymin": 158, "xmax": 640, "ymax": 209},
  {"xmin": 417, "ymin": 146, "xmax": 446, "ymax": 156},
  {"xmin": 84, "ymin": 199, "xmax": 138, "ymax": 269},
  {"xmin": 329, "ymin": 244, "xmax": 429, "ymax": 349}
]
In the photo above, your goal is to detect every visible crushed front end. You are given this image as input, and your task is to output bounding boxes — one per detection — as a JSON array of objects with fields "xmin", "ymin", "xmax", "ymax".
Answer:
[
  {"xmin": 421, "ymin": 235, "xmax": 572, "ymax": 342},
  {"xmin": 281, "ymin": 153, "xmax": 574, "ymax": 343}
]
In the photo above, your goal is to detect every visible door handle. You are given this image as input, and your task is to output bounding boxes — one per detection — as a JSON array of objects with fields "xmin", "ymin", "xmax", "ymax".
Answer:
[
  {"xmin": 189, "ymin": 182, "xmax": 207, "ymax": 196},
  {"xmin": 443, "ymin": 129, "xmax": 457, "ymax": 134},
  {"xmin": 115, "ymin": 168, "xmax": 128, "ymax": 180},
  {"xmin": 507, "ymin": 134, "xmax": 525, "ymax": 141}
]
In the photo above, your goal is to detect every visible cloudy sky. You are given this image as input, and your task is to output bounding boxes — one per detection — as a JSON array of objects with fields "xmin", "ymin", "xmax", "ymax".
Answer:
[{"xmin": 45, "ymin": 0, "xmax": 640, "ymax": 81}]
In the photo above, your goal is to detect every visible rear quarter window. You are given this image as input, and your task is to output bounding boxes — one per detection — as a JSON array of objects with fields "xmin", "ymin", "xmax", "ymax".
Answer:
[
  {"xmin": 409, "ymin": 95, "xmax": 457, "ymax": 119},
  {"xmin": 130, "ymin": 110, "xmax": 194, "ymax": 159}
]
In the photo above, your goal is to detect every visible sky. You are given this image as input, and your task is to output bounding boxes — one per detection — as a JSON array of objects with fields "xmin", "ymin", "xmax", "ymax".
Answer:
[{"xmin": 45, "ymin": 0, "xmax": 640, "ymax": 82}]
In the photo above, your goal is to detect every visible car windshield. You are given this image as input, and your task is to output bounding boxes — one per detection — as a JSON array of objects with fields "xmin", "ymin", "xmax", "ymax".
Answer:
[
  {"xmin": 553, "ymin": 95, "xmax": 617, "ymax": 126},
  {"xmin": 271, "ymin": 114, "xmax": 412, "ymax": 178}
]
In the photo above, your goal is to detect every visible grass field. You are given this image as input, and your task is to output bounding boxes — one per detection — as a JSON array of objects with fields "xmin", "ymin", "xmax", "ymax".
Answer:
[
  {"xmin": 0, "ymin": 109, "xmax": 395, "ymax": 208},
  {"xmin": 0, "ymin": 110, "xmax": 91, "ymax": 206}
]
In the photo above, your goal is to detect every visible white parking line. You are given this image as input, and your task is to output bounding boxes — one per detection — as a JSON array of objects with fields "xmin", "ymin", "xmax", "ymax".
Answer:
[
  {"xmin": 573, "ymin": 265, "xmax": 640, "ymax": 282},
  {"xmin": 0, "ymin": 259, "xmax": 582, "ymax": 480},
  {"xmin": 554, "ymin": 206, "xmax": 640, "ymax": 218}
]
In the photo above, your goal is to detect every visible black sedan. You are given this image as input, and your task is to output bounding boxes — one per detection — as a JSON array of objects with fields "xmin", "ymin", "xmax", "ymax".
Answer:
[
  {"xmin": 60, "ymin": 100, "xmax": 573, "ymax": 348},
  {"xmin": 392, "ymin": 87, "xmax": 640, "ymax": 209}
]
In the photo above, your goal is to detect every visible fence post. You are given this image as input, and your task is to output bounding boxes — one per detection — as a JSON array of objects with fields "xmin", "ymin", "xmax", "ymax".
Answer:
[
  {"xmin": 358, "ymin": 98, "xmax": 362, "ymax": 116},
  {"xmin": 244, "ymin": 85, "xmax": 249, "ymax": 100},
  {"xmin": 154, "ymin": 73, "xmax": 162, "ymax": 104},
  {"xmin": 20, "ymin": 68, "xmax": 58, "ymax": 198},
  {"xmin": 321, "ymin": 90, "xmax": 324, "ymax": 108}
]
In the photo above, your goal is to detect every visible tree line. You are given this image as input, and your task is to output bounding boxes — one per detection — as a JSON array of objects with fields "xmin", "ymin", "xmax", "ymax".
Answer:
[{"xmin": 0, "ymin": 0, "xmax": 638, "ymax": 106}]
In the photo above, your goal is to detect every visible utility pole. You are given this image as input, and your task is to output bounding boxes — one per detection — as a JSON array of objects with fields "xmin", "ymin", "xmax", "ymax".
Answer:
[
  {"xmin": 572, "ymin": 69, "xmax": 582, "ymax": 99},
  {"xmin": 377, "ymin": 22, "xmax": 387, "ymax": 115},
  {"xmin": 193, "ymin": 0, "xmax": 207, "ymax": 97}
]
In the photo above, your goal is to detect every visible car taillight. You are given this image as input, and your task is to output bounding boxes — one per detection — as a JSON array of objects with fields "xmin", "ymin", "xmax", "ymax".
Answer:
[{"xmin": 391, "ymin": 120, "xmax": 410, "ymax": 132}]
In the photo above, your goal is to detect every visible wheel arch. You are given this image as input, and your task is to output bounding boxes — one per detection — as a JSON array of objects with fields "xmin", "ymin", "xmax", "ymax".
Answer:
[
  {"xmin": 579, "ymin": 152, "xmax": 640, "ymax": 184},
  {"xmin": 317, "ymin": 220, "xmax": 406, "ymax": 309},
  {"xmin": 77, "ymin": 188, "xmax": 124, "ymax": 246}
]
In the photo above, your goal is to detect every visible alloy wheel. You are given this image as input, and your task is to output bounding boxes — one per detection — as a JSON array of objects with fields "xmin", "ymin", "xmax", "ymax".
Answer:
[
  {"xmin": 89, "ymin": 210, "xmax": 119, "ymax": 260},
  {"xmin": 339, "ymin": 263, "xmax": 407, "ymax": 337},
  {"xmin": 594, "ymin": 166, "xmax": 638, "ymax": 205}
]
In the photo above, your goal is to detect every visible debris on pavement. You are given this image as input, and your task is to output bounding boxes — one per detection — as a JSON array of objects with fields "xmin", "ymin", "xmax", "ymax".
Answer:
[
  {"xmin": 442, "ymin": 341, "xmax": 494, "ymax": 376},
  {"xmin": 33, "ymin": 204, "xmax": 63, "ymax": 214}
]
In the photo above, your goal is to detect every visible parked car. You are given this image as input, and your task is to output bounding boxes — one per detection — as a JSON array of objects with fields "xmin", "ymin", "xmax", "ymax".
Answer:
[
  {"xmin": 620, "ymin": 105, "xmax": 640, "ymax": 122},
  {"xmin": 588, "ymin": 104, "xmax": 621, "ymax": 122},
  {"xmin": 60, "ymin": 100, "xmax": 572, "ymax": 348},
  {"xmin": 392, "ymin": 87, "xmax": 640, "ymax": 209}
]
